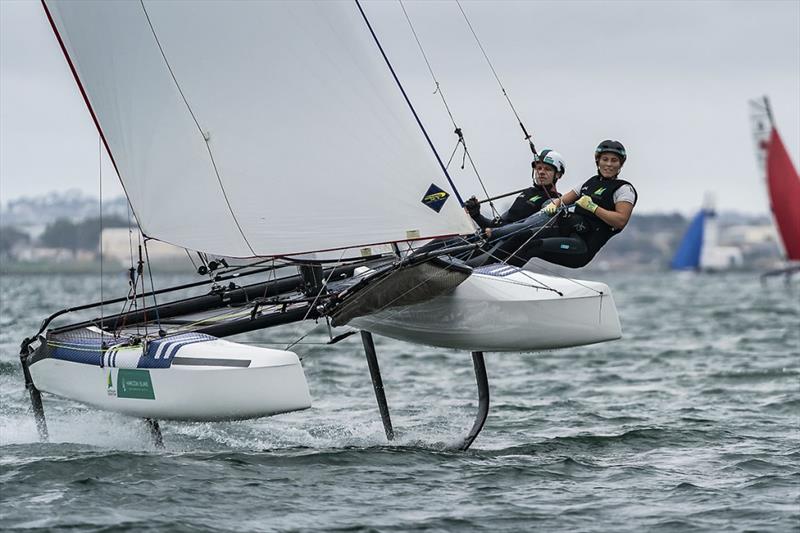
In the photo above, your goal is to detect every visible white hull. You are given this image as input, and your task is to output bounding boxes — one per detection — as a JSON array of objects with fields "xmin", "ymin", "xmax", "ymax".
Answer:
[
  {"xmin": 30, "ymin": 339, "xmax": 311, "ymax": 421},
  {"xmin": 350, "ymin": 268, "xmax": 622, "ymax": 352}
]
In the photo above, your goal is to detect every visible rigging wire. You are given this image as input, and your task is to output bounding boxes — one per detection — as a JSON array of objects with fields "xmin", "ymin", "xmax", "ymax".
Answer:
[
  {"xmin": 399, "ymin": 0, "xmax": 498, "ymax": 218},
  {"xmin": 98, "ymin": 135, "xmax": 105, "ymax": 346},
  {"xmin": 475, "ymin": 212, "xmax": 603, "ymax": 294},
  {"xmin": 142, "ymin": 239, "xmax": 164, "ymax": 334},
  {"xmin": 448, "ymin": 3, "xmax": 602, "ymax": 293},
  {"xmin": 125, "ymin": 195, "xmax": 137, "ymax": 315},
  {"xmin": 356, "ymin": 0, "xmax": 465, "ymax": 206},
  {"xmin": 455, "ymin": 0, "xmax": 537, "ymax": 157},
  {"xmin": 306, "ymin": 240, "xmax": 565, "ymax": 343},
  {"xmin": 284, "ymin": 248, "xmax": 350, "ymax": 351},
  {"xmin": 185, "ymin": 249, "xmax": 199, "ymax": 271}
]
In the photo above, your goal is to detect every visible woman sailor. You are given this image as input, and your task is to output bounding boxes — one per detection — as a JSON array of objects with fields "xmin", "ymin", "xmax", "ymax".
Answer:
[
  {"xmin": 467, "ymin": 140, "xmax": 636, "ymax": 268},
  {"xmin": 464, "ymin": 149, "xmax": 565, "ymax": 229}
]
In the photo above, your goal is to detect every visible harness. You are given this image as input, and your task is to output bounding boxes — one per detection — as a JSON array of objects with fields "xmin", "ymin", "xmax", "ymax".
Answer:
[{"xmin": 571, "ymin": 175, "xmax": 637, "ymax": 254}]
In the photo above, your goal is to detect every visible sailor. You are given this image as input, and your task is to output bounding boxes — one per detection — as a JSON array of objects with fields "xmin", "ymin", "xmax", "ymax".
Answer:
[
  {"xmin": 466, "ymin": 140, "xmax": 636, "ymax": 268},
  {"xmin": 464, "ymin": 149, "xmax": 565, "ymax": 229}
]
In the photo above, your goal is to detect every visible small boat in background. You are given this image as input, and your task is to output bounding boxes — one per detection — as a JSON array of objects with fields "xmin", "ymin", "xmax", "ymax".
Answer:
[
  {"xmin": 670, "ymin": 195, "xmax": 743, "ymax": 272},
  {"xmin": 750, "ymin": 96, "xmax": 800, "ymax": 280}
]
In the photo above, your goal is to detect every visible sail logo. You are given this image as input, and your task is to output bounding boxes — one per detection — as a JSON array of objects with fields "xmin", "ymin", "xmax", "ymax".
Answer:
[
  {"xmin": 421, "ymin": 184, "xmax": 450, "ymax": 213},
  {"xmin": 593, "ymin": 187, "xmax": 606, "ymax": 196},
  {"xmin": 528, "ymin": 195, "xmax": 542, "ymax": 203}
]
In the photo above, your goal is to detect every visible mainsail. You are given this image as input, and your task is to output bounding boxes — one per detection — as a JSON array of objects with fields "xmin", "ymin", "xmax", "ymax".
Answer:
[
  {"xmin": 43, "ymin": 0, "xmax": 474, "ymax": 258},
  {"xmin": 750, "ymin": 97, "xmax": 800, "ymax": 262}
]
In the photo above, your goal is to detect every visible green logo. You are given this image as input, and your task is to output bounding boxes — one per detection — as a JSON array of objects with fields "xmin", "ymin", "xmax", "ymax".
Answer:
[
  {"xmin": 116, "ymin": 369, "xmax": 155, "ymax": 400},
  {"xmin": 594, "ymin": 187, "xmax": 606, "ymax": 196},
  {"xmin": 528, "ymin": 195, "xmax": 542, "ymax": 203}
]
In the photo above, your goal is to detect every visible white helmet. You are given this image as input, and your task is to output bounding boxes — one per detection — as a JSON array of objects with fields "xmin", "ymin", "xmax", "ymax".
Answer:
[{"xmin": 532, "ymin": 148, "xmax": 566, "ymax": 180}]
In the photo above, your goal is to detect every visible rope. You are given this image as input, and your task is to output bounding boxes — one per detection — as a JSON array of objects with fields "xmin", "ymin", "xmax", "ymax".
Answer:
[
  {"xmin": 399, "ymin": 0, "xmax": 498, "ymax": 218},
  {"xmin": 185, "ymin": 249, "xmax": 198, "ymax": 271},
  {"xmin": 142, "ymin": 239, "xmax": 163, "ymax": 333},
  {"xmin": 477, "ymin": 211, "xmax": 604, "ymax": 294},
  {"xmin": 98, "ymin": 136, "xmax": 105, "ymax": 345},
  {"xmin": 455, "ymin": 0, "xmax": 537, "ymax": 156},
  {"xmin": 355, "ymin": 0, "xmax": 465, "ymax": 205},
  {"xmin": 284, "ymin": 249, "xmax": 350, "ymax": 350}
]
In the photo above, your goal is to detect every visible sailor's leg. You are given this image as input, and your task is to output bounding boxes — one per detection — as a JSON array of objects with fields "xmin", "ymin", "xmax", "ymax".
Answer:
[
  {"xmin": 413, "ymin": 236, "xmax": 465, "ymax": 255},
  {"xmin": 459, "ymin": 351, "xmax": 490, "ymax": 451},
  {"xmin": 464, "ymin": 232, "xmax": 534, "ymax": 267},
  {"xmin": 145, "ymin": 419, "xmax": 164, "ymax": 448},
  {"xmin": 507, "ymin": 235, "xmax": 592, "ymax": 268},
  {"xmin": 19, "ymin": 346, "xmax": 48, "ymax": 441},
  {"xmin": 360, "ymin": 331, "xmax": 394, "ymax": 441}
]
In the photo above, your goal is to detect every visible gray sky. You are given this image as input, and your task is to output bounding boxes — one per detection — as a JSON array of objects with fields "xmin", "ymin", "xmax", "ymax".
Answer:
[{"xmin": 1, "ymin": 0, "xmax": 798, "ymax": 216}]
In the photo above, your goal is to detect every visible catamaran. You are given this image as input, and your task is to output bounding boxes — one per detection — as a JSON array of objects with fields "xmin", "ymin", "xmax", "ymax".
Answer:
[
  {"xmin": 20, "ymin": 0, "xmax": 622, "ymax": 450},
  {"xmin": 670, "ymin": 196, "xmax": 743, "ymax": 272}
]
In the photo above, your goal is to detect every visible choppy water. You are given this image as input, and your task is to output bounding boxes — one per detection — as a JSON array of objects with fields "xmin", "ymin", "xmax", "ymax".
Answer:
[{"xmin": 1, "ymin": 271, "xmax": 798, "ymax": 532}]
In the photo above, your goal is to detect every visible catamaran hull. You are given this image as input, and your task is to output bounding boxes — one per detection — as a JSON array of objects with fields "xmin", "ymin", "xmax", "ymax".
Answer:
[
  {"xmin": 349, "ymin": 268, "xmax": 622, "ymax": 352},
  {"xmin": 28, "ymin": 340, "xmax": 311, "ymax": 421}
]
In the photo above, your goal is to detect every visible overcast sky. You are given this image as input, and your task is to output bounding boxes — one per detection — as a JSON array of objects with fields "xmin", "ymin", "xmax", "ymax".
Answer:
[{"xmin": 1, "ymin": 0, "xmax": 798, "ymax": 216}]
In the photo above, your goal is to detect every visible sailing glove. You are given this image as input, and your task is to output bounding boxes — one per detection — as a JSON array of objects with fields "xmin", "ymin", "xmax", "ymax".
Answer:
[
  {"xmin": 542, "ymin": 201, "xmax": 558, "ymax": 215},
  {"xmin": 464, "ymin": 196, "xmax": 481, "ymax": 216},
  {"xmin": 576, "ymin": 195, "xmax": 599, "ymax": 213}
]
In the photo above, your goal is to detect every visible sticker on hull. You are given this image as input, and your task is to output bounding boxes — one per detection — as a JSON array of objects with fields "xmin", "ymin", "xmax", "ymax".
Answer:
[{"xmin": 116, "ymin": 369, "xmax": 155, "ymax": 400}]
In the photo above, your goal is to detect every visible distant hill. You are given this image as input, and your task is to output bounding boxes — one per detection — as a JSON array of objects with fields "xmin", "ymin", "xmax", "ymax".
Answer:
[
  {"xmin": 0, "ymin": 191, "xmax": 782, "ymax": 271},
  {"xmin": 0, "ymin": 189, "xmax": 129, "ymax": 227}
]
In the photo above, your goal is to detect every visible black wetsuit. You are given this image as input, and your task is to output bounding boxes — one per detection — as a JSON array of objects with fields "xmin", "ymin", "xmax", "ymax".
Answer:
[
  {"xmin": 467, "ymin": 176, "xmax": 637, "ymax": 268},
  {"xmin": 469, "ymin": 185, "xmax": 559, "ymax": 229}
]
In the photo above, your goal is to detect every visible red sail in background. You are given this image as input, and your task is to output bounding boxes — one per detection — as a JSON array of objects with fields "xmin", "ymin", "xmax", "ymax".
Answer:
[{"xmin": 765, "ymin": 128, "xmax": 800, "ymax": 261}]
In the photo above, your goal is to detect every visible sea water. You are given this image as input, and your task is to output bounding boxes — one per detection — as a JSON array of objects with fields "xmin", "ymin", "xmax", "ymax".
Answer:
[{"xmin": 1, "ymin": 271, "xmax": 798, "ymax": 532}]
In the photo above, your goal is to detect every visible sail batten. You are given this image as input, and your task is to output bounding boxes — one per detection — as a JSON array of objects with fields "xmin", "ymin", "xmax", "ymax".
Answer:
[{"xmin": 44, "ymin": 0, "xmax": 475, "ymax": 258}]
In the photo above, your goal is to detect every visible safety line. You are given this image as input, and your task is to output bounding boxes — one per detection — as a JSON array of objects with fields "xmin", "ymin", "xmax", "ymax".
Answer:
[
  {"xmin": 399, "ymin": 0, "xmax": 498, "ymax": 217},
  {"xmin": 355, "ymin": 0, "xmax": 465, "ymax": 206},
  {"xmin": 455, "ymin": 0, "xmax": 537, "ymax": 155}
]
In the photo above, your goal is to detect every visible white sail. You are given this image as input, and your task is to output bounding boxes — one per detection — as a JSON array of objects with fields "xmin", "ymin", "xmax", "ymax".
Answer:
[{"xmin": 44, "ymin": 0, "xmax": 474, "ymax": 258}]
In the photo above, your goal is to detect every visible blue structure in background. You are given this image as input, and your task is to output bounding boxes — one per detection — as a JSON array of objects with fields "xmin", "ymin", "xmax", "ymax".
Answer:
[{"xmin": 671, "ymin": 210, "xmax": 706, "ymax": 270}]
